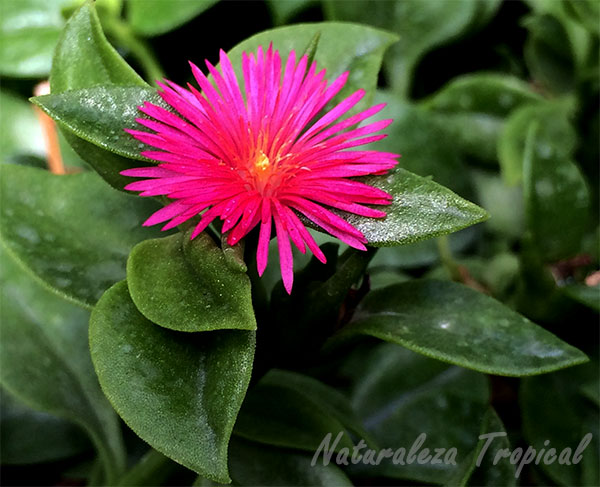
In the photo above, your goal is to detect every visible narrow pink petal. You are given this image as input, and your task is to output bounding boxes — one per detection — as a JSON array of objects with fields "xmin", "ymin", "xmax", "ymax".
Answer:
[
  {"xmin": 273, "ymin": 205, "xmax": 294, "ymax": 294},
  {"xmin": 256, "ymin": 198, "xmax": 272, "ymax": 276},
  {"xmin": 142, "ymin": 201, "xmax": 190, "ymax": 227}
]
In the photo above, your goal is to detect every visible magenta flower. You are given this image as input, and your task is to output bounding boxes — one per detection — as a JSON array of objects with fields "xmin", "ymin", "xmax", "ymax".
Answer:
[{"xmin": 122, "ymin": 45, "xmax": 399, "ymax": 293}]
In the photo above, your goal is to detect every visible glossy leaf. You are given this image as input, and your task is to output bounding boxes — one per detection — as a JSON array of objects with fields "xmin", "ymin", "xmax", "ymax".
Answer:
[
  {"xmin": 89, "ymin": 281, "xmax": 255, "ymax": 483},
  {"xmin": 342, "ymin": 168, "xmax": 488, "ymax": 247},
  {"xmin": 324, "ymin": 0, "xmax": 479, "ymax": 96},
  {"xmin": 225, "ymin": 23, "xmax": 398, "ymax": 118},
  {"xmin": 0, "ymin": 0, "xmax": 68, "ymax": 77},
  {"xmin": 1, "ymin": 389, "xmax": 90, "ymax": 465},
  {"xmin": 0, "ymin": 165, "xmax": 163, "ymax": 307},
  {"xmin": 32, "ymin": 86, "xmax": 160, "ymax": 162},
  {"xmin": 127, "ymin": 0, "xmax": 218, "ymax": 36},
  {"xmin": 127, "ymin": 232, "xmax": 256, "ymax": 332},
  {"xmin": 336, "ymin": 279, "xmax": 588, "ymax": 376},
  {"xmin": 349, "ymin": 343, "xmax": 489, "ymax": 483},
  {"xmin": 498, "ymin": 99, "xmax": 577, "ymax": 185},
  {"xmin": 0, "ymin": 247, "xmax": 126, "ymax": 483},
  {"xmin": 521, "ymin": 361, "xmax": 599, "ymax": 485},
  {"xmin": 196, "ymin": 438, "xmax": 353, "ymax": 486},
  {"xmin": 523, "ymin": 121, "xmax": 590, "ymax": 261},
  {"xmin": 50, "ymin": 2, "xmax": 147, "ymax": 190}
]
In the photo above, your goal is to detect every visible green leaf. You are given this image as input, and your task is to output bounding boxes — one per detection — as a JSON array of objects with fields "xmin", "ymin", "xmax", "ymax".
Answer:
[
  {"xmin": 1, "ymin": 388, "xmax": 91, "ymax": 465},
  {"xmin": 521, "ymin": 361, "xmax": 599, "ymax": 486},
  {"xmin": 323, "ymin": 0, "xmax": 479, "ymax": 97},
  {"xmin": 196, "ymin": 437, "xmax": 353, "ymax": 486},
  {"xmin": 126, "ymin": 231, "xmax": 256, "ymax": 332},
  {"xmin": 225, "ymin": 23, "xmax": 398, "ymax": 118},
  {"xmin": 422, "ymin": 73, "xmax": 544, "ymax": 163},
  {"xmin": 471, "ymin": 170, "xmax": 524, "ymax": 241},
  {"xmin": 0, "ymin": 0, "xmax": 68, "ymax": 77},
  {"xmin": 424, "ymin": 73, "xmax": 543, "ymax": 117},
  {"xmin": 523, "ymin": 121, "xmax": 590, "ymax": 261},
  {"xmin": 498, "ymin": 99, "xmax": 577, "ymax": 185},
  {"xmin": 446, "ymin": 408, "xmax": 516, "ymax": 486},
  {"xmin": 235, "ymin": 381, "xmax": 354, "ymax": 454},
  {"xmin": 32, "ymin": 86, "xmax": 160, "ymax": 162},
  {"xmin": 524, "ymin": 13, "xmax": 576, "ymax": 93},
  {"xmin": 349, "ymin": 343, "xmax": 489, "ymax": 483},
  {"xmin": 0, "ymin": 90, "xmax": 45, "ymax": 162},
  {"xmin": 51, "ymin": 3, "xmax": 146, "ymax": 92},
  {"xmin": 50, "ymin": 2, "xmax": 147, "ymax": 190},
  {"xmin": 341, "ymin": 168, "xmax": 488, "ymax": 247},
  {"xmin": 263, "ymin": 370, "xmax": 377, "ymax": 447},
  {"xmin": 0, "ymin": 164, "xmax": 163, "ymax": 308},
  {"xmin": 127, "ymin": 0, "xmax": 218, "ymax": 36},
  {"xmin": 89, "ymin": 281, "xmax": 255, "ymax": 483},
  {"xmin": 565, "ymin": 0, "xmax": 600, "ymax": 34},
  {"xmin": 235, "ymin": 369, "xmax": 373, "ymax": 453},
  {"xmin": 0, "ymin": 247, "xmax": 126, "ymax": 483},
  {"xmin": 335, "ymin": 279, "xmax": 588, "ymax": 376}
]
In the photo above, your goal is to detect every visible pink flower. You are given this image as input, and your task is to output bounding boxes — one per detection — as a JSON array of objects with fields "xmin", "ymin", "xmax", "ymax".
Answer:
[{"xmin": 122, "ymin": 45, "xmax": 399, "ymax": 293}]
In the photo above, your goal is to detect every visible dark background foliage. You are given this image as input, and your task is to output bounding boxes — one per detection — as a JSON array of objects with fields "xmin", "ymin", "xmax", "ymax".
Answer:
[{"xmin": 1, "ymin": 0, "xmax": 598, "ymax": 486}]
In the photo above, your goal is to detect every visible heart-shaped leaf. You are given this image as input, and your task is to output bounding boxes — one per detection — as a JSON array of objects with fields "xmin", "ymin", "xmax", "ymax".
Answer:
[
  {"xmin": 335, "ymin": 279, "xmax": 588, "ymax": 376},
  {"xmin": 0, "ymin": 164, "xmax": 163, "ymax": 308},
  {"xmin": 89, "ymin": 281, "xmax": 255, "ymax": 483},
  {"xmin": 127, "ymin": 231, "xmax": 256, "ymax": 332}
]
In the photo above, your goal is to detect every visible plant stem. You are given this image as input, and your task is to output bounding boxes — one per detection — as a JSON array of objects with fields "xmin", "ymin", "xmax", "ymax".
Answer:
[
  {"xmin": 104, "ymin": 18, "xmax": 165, "ymax": 83},
  {"xmin": 437, "ymin": 235, "xmax": 462, "ymax": 281}
]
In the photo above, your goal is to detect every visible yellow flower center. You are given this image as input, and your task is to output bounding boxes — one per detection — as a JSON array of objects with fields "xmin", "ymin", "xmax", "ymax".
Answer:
[{"xmin": 254, "ymin": 151, "xmax": 270, "ymax": 172}]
